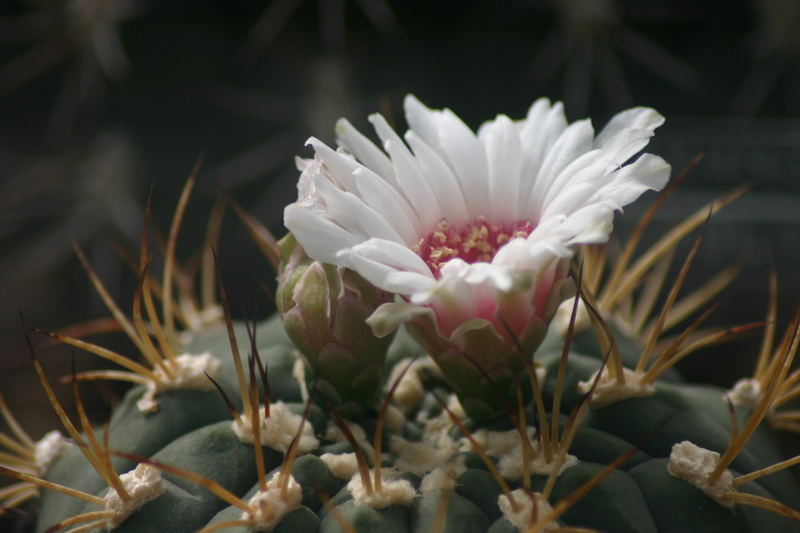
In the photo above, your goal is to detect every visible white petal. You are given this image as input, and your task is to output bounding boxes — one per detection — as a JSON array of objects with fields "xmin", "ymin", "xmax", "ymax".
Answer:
[
  {"xmin": 596, "ymin": 107, "xmax": 664, "ymax": 165},
  {"xmin": 335, "ymin": 118, "xmax": 394, "ymax": 178},
  {"xmin": 353, "ymin": 168, "xmax": 420, "ymax": 244},
  {"xmin": 306, "ymin": 137, "xmax": 360, "ymax": 190},
  {"xmin": 384, "ymin": 139, "xmax": 441, "ymax": 231},
  {"xmin": 368, "ymin": 113, "xmax": 407, "ymax": 155},
  {"xmin": 437, "ymin": 109, "xmax": 491, "ymax": 219},
  {"xmin": 459, "ymin": 262, "xmax": 514, "ymax": 292},
  {"xmin": 540, "ymin": 181, "xmax": 600, "ymax": 220},
  {"xmin": 405, "ymin": 131, "xmax": 469, "ymax": 227},
  {"xmin": 312, "ymin": 175, "xmax": 406, "ymax": 244},
  {"xmin": 525, "ymin": 119, "xmax": 595, "ymax": 218},
  {"xmin": 493, "ymin": 235, "xmax": 571, "ymax": 271},
  {"xmin": 346, "ymin": 238, "xmax": 432, "ymax": 276},
  {"xmin": 403, "ymin": 94, "xmax": 443, "ymax": 152},
  {"xmin": 479, "ymin": 114, "xmax": 523, "ymax": 222},
  {"xmin": 415, "ymin": 267, "xmax": 479, "ymax": 325},
  {"xmin": 384, "ymin": 271, "xmax": 438, "ymax": 293},
  {"xmin": 586, "ymin": 154, "xmax": 671, "ymax": 209},
  {"xmin": 538, "ymin": 151, "xmax": 613, "ymax": 219},
  {"xmin": 518, "ymin": 99, "xmax": 568, "ymax": 213},
  {"xmin": 339, "ymin": 239, "xmax": 435, "ymax": 293},
  {"xmin": 559, "ymin": 203, "xmax": 617, "ymax": 245},
  {"xmin": 284, "ymin": 205, "xmax": 359, "ymax": 264}
]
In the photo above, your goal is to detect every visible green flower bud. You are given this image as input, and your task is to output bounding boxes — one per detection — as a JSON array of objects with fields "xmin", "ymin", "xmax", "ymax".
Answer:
[{"xmin": 277, "ymin": 233, "xmax": 395, "ymax": 418}]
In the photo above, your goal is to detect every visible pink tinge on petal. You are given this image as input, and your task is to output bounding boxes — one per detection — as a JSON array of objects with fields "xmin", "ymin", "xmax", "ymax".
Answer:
[
  {"xmin": 413, "ymin": 217, "xmax": 535, "ymax": 278},
  {"xmin": 533, "ymin": 265, "xmax": 557, "ymax": 315}
]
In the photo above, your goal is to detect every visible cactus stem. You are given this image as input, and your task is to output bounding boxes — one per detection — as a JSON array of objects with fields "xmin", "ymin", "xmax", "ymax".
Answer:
[
  {"xmin": 540, "ymin": 437, "xmax": 644, "ymax": 529},
  {"xmin": 113, "ymin": 450, "xmax": 250, "ymax": 512},
  {"xmin": 430, "ymin": 390, "xmax": 519, "ymax": 512}
]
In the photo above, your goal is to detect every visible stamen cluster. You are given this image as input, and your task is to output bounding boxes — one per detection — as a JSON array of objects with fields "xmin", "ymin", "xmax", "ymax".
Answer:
[{"xmin": 414, "ymin": 217, "xmax": 534, "ymax": 278}]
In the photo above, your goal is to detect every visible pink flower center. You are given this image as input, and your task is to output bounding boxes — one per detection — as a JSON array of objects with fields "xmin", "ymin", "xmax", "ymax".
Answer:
[{"xmin": 413, "ymin": 217, "xmax": 535, "ymax": 278}]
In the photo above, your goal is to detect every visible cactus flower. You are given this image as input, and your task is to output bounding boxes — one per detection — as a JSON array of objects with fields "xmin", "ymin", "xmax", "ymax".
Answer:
[
  {"xmin": 276, "ymin": 232, "xmax": 395, "ymax": 417},
  {"xmin": 284, "ymin": 95, "xmax": 670, "ymax": 420}
]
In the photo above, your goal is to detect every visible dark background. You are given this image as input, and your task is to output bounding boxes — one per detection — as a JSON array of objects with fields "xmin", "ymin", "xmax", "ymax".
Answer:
[{"xmin": 0, "ymin": 0, "xmax": 799, "ymax": 529}]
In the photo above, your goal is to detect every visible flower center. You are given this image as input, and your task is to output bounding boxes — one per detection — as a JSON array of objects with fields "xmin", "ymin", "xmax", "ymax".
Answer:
[{"xmin": 414, "ymin": 217, "xmax": 535, "ymax": 278}]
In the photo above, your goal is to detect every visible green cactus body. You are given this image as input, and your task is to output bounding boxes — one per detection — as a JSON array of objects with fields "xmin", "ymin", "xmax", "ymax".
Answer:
[{"xmin": 31, "ymin": 312, "xmax": 800, "ymax": 533}]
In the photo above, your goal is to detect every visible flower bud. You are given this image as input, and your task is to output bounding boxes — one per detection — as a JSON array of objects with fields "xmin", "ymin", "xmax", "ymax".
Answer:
[{"xmin": 277, "ymin": 233, "xmax": 394, "ymax": 417}]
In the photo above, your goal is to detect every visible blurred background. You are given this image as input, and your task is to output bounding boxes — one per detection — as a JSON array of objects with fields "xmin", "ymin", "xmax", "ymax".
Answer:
[{"xmin": 0, "ymin": 0, "xmax": 799, "ymax": 528}]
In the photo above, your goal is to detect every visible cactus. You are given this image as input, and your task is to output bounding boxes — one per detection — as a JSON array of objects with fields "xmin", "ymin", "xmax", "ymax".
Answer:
[{"xmin": 3, "ymin": 98, "xmax": 800, "ymax": 533}]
